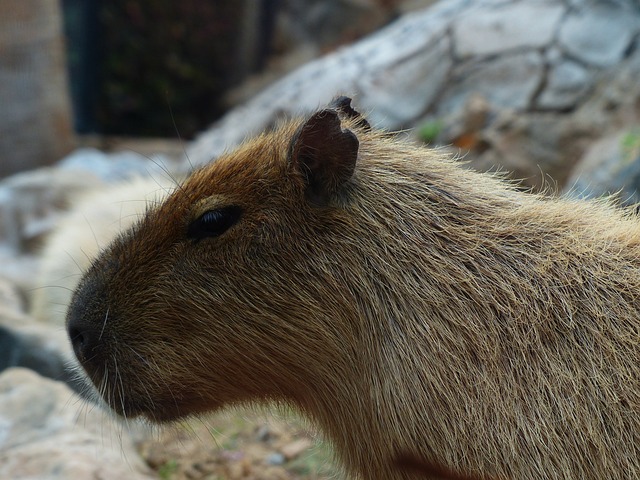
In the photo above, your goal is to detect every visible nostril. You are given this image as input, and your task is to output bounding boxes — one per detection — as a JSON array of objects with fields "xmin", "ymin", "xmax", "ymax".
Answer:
[
  {"xmin": 69, "ymin": 326, "xmax": 88, "ymax": 361},
  {"xmin": 67, "ymin": 311, "xmax": 103, "ymax": 366},
  {"xmin": 68, "ymin": 326, "xmax": 86, "ymax": 360}
]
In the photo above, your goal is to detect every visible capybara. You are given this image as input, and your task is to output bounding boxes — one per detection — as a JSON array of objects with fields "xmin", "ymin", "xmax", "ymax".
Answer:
[{"xmin": 67, "ymin": 97, "xmax": 640, "ymax": 479}]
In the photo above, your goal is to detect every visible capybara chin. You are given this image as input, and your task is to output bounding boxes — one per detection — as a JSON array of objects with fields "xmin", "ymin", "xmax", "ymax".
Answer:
[{"xmin": 67, "ymin": 97, "xmax": 639, "ymax": 479}]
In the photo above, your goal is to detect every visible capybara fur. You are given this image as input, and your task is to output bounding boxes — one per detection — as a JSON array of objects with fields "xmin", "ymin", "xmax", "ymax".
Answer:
[{"xmin": 67, "ymin": 98, "xmax": 640, "ymax": 479}]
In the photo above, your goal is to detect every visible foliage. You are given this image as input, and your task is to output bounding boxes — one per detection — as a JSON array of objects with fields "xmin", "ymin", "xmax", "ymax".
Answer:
[
  {"xmin": 157, "ymin": 459, "xmax": 178, "ymax": 480},
  {"xmin": 417, "ymin": 119, "xmax": 443, "ymax": 144},
  {"xmin": 621, "ymin": 127, "xmax": 640, "ymax": 163}
]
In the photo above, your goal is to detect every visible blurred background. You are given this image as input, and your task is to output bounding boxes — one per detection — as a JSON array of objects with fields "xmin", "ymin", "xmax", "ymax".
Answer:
[{"xmin": 0, "ymin": 0, "xmax": 435, "ymax": 177}]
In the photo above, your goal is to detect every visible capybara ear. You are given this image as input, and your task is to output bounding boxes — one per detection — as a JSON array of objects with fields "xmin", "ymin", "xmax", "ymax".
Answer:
[
  {"xmin": 289, "ymin": 109, "xmax": 359, "ymax": 205},
  {"xmin": 329, "ymin": 96, "xmax": 371, "ymax": 131}
]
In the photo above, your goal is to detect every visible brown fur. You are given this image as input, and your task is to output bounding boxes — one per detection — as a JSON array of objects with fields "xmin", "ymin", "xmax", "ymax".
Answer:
[{"xmin": 67, "ymin": 100, "xmax": 639, "ymax": 479}]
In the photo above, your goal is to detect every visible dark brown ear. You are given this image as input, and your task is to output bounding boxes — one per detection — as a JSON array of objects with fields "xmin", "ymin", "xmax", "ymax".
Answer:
[
  {"xmin": 329, "ymin": 96, "xmax": 370, "ymax": 130},
  {"xmin": 289, "ymin": 109, "xmax": 358, "ymax": 205}
]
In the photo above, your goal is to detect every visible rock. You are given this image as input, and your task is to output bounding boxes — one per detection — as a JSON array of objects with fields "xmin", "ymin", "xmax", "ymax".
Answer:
[
  {"xmin": 0, "ymin": 147, "xmax": 181, "ymax": 299},
  {"xmin": 558, "ymin": 2, "xmax": 640, "ymax": 68},
  {"xmin": 470, "ymin": 110, "xmax": 595, "ymax": 188},
  {"xmin": 266, "ymin": 452, "xmax": 286, "ymax": 465},
  {"xmin": 0, "ymin": 274, "xmax": 78, "ymax": 391},
  {"xmin": 188, "ymin": 0, "xmax": 640, "ymax": 193},
  {"xmin": 0, "ymin": 164, "xmax": 105, "ymax": 295},
  {"xmin": 0, "ymin": 368, "xmax": 154, "ymax": 480},
  {"xmin": 0, "ymin": 166, "xmax": 103, "ymax": 254},
  {"xmin": 0, "ymin": 288, "xmax": 76, "ymax": 389},
  {"xmin": 186, "ymin": 0, "xmax": 469, "ymax": 164},
  {"xmin": 536, "ymin": 55, "xmax": 592, "ymax": 110},
  {"xmin": 440, "ymin": 51, "xmax": 544, "ymax": 114},
  {"xmin": 564, "ymin": 129, "xmax": 640, "ymax": 204},
  {"xmin": 0, "ymin": 250, "xmax": 42, "ymax": 299},
  {"xmin": 556, "ymin": 47, "xmax": 640, "ymax": 193},
  {"xmin": 0, "ymin": 325, "xmax": 71, "ymax": 386},
  {"xmin": 452, "ymin": 2, "xmax": 564, "ymax": 58},
  {"xmin": 0, "ymin": 275, "xmax": 24, "ymax": 314},
  {"xmin": 59, "ymin": 147, "xmax": 180, "ymax": 182},
  {"xmin": 358, "ymin": 33, "xmax": 452, "ymax": 127}
]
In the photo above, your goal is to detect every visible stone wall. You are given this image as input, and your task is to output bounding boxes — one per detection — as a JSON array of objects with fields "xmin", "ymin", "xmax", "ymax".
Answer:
[{"xmin": 0, "ymin": 0, "xmax": 74, "ymax": 178}]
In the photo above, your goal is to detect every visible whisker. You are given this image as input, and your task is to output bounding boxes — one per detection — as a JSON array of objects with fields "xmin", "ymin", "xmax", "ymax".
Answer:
[
  {"xmin": 99, "ymin": 308, "xmax": 109, "ymax": 341},
  {"xmin": 165, "ymin": 92, "xmax": 193, "ymax": 172}
]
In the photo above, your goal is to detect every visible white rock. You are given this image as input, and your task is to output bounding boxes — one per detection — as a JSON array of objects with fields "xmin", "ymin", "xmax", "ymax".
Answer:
[
  {"xmin": 186, "ymin": 0, "xmax": 468, "ymax": 164},
  {"xmin": 0, "ymin": 250, "xmax": 42, "ymax": 296},
  {"xmin": 0, "ymin": 284, "xmax": 75, "ymax": 386},
  {"xmin": 0, "ymin": 167, "xmax": 104, "ymax": 253},
  {"xmin": 565, "ymin": 129, "xmax": 640, "ymax": 204},
  {"xmin": 537, "ymin": 58, "xmax": 591, "ymax": 109},
  {"xmin": 59, "ymin": 147, "xmax": 175, "ymax": 182},
  {"xmin": 357, "ymin": 33, "xmax": 452, "ymax": 127},
  {"xmin": 558, "ymin": 3, "xmax": 640, "ymax": 67},
  {"xmin": 190, "ymin": 0, "xmax": 630, "ymax": 168},
  {"xmin": 453, "ymin": 2, "xmax": 565, "ymax": 58},
  {"xmin": 440, "ymin": 51, "xmax": 544, "ymax": 113},
  {"xmin": 0, "ymin": 274, "xmax": 24, "ymax": 314},
  {"xmin": 0, "ymin": 368, "xmax": 154, "ymax": 480}
]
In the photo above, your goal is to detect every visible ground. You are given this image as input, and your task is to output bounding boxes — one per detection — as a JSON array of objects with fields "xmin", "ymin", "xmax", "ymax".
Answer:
[{"xmin": 138, "ymin": 408, "xmax": 343, "ymax": 480}]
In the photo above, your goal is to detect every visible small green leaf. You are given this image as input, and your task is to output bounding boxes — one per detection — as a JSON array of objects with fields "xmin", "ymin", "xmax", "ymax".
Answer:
[{"xmin": 418, "ymin": 119, "xmax": 444, "ymax": 144}]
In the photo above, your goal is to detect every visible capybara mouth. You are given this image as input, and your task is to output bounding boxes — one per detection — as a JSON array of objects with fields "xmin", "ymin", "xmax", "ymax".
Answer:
[
  {"xmin": 109, "ymin": 397, "xmax": 183, "ymax": 422},
  {"xmin": 67, "ymin": 303, "xmax": 195, "ymax": 422},
  {"xmin": 92, "ymin": 376, "xmax": 188, "ymax": 422}
]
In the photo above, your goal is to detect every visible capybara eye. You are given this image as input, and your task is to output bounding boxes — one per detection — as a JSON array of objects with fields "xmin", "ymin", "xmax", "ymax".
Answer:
[{"xmin": 187, "ymin": 206, "xmax": 242, "ymax": 241}]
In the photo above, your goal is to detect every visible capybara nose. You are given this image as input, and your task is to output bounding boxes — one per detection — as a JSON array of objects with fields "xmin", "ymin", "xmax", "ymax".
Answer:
[
  {"xmin": 67, "ymin": 310, "xmax": 103, "ymax": 365},
  {"xmin": 66, "ymin": 274, "xmax": 110, "ymax": 369}
]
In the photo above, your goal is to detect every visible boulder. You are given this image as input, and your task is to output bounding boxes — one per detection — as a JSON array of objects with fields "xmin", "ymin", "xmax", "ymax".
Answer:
[
  {"xmin": 564, "ymin": 129, "xmax": 640, "ymax": 204},
  {"xmin": 452, "ymin": 2, "xmax": 564, "ymax": 58},
  {"xmin": 0, "ymin": 167, "xmax": 103, "ymax": 255},
  {"xmin": 558, "ymin": 3, "xmax": 640, "ymax": 68},
  {"xmin": 0, "ymin": 368, "xmax": 154, "ymax": 480},
  {"xmin": 58, "ymin": 148, "xmax": 182, "ymax": 182},
  {"xmin": 0, "ymin": 275, "xmax": 75, "ymax": 389}
]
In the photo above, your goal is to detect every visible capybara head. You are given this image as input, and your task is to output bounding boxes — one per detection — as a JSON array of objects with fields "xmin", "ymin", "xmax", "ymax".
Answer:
[{"xmin": 66, "ymin": 97, "xmax": 380, "ymax": 421}]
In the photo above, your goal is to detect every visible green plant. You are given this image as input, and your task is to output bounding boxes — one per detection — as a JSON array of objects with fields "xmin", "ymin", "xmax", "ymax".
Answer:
[
  {"xmin": 621, "ymin": 127, "xmax": 640, "ymax": 163},
  {"xmin": 158, "ymin": 459, "xmax": 179, "ymax": 480},
  {"xmin": 418, "ymin": 119, "xmax": 443, "ymax": 144}
]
